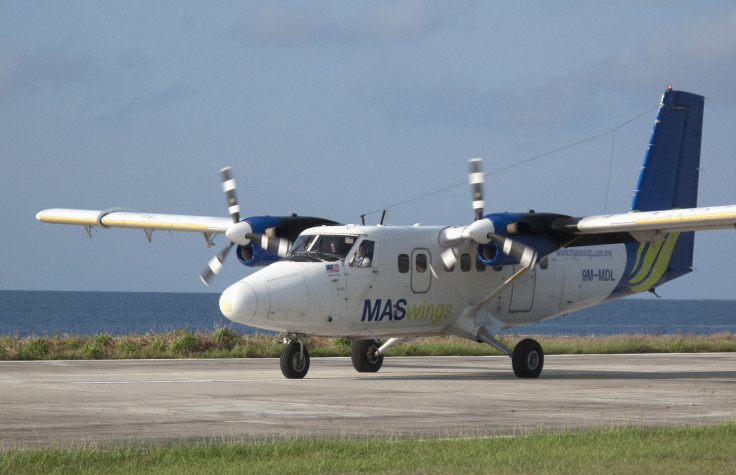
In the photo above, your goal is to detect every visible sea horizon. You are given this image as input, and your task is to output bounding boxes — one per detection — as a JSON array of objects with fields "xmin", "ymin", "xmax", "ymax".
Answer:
[{"xmin": 1, "ymin": 290, "xmax": 735, "ymax": 338}]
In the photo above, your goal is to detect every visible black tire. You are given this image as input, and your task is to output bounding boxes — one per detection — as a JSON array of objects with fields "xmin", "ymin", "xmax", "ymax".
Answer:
[
  {"xmin": 512, "ymin": 338, "xmax": 544, "ymax": 378},
  {"xmin": 280, "ymin": 341, "xmax": 310, "ymax": 379},
  {"xmin": 351, "ymin": 339, "xmax": 384, "ymax": 373}
]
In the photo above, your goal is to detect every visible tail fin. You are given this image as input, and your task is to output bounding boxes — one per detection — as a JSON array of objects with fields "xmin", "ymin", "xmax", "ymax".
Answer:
[
  {"xmin": 627, "ymin": 88, "xmax": 705, "ymax": 289},
  {"xmin": 631, "ymin": 88, "xmax": 705, "ymax": 212}
]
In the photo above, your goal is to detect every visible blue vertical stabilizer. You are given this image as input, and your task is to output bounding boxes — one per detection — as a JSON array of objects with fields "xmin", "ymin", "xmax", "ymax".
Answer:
[
  {"xmin": 621, "ymin": 88, "xmax": 705, "ymax": 293},
  {"xmin": 631, "ymin": 88, "xmax": 704, "ymax": 212}
]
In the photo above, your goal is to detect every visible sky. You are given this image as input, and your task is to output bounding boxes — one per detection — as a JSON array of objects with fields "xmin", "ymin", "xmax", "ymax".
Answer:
[{"xmin": 3, "ymin": 1, "xmax": 736, "ymax": 298}]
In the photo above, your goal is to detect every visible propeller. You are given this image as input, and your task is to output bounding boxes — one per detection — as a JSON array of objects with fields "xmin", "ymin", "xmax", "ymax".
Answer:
[
  {"xmin": 469, "ymin": 158, "xmax": 484, "ymax": 221},
  {"xmin": 199, "ymin": 167, "xmax": 290, "ymax": 286},
  {"xmin": 440, "ymin": 158, "xmax": 537, "ymax": 270}
]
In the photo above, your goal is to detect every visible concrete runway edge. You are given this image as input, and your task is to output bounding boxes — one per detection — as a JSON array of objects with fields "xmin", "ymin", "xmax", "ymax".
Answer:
[{"xmin": 2, "ymin": 353, "xmax": 735, "ymax": 447}]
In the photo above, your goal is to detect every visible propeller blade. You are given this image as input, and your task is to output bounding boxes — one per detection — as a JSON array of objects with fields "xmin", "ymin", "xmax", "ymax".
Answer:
[
  {"xmin": 252, "ymin": 233, "xmax": 291, "ymax": 258},
  {"xmin": 439, "ymin": 159, "xmax": 490, "ymax": 266},
  {"xmin": 200, "ymin": 242, "xmax": 234, "ymax": 286},
  {"xmin": 469, "ymin": 158, "xmax": 484, "ymax": 221},
  {"xmin": 489, "ymin": 233, "xmax": 537, "ymax": 268},
  {"xmin": 221, "ymin": 166, "xmax": 240, "ymax": 224},
  {"xmin": 441, "ymin": 247, "xmax": 457, "ymax": 269}
]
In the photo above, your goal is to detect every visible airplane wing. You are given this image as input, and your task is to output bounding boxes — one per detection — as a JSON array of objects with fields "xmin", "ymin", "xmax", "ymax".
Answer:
[
  {"xmin": 552, "ymin": 204, "xmax": 736, "ymax": 245},
  {"xmin": 36, "ymin": 208, "xmax": 232, "ymax": 244},
  {"xmin": 443, "ymin": 204, "xmax": 736, "ymax": 270},
  {"xmin": 36, "ymin": 206, "xmax": 337, "ymax": 283}
]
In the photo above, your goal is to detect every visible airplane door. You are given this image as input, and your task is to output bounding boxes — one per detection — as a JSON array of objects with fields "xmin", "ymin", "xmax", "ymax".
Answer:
[
  {"xmin": 345, "ymin": 239, "xmax": 378, "ymax": 314},
  {"xmin": 329, "ymin": 269, "xmax": 347, "ymax": 316},
  {"xmin": 562, "ymin": 256, "xmax": 581, "ymax": 306},
  {"xmin": 411, "ymin": 248, "xmax": 431, "ymax": 294},
  {"xmin": 509, "ymin": 264, "xmax": 536, "ymax": 312}
]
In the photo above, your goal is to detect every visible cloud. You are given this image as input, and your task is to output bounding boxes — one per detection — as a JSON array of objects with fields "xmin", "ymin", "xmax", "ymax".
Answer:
[
  {"xmin": 231, "ymin": 2, "xmax": 332, "ymax": 46},
  {"xmin": 354, "ymin": 76, "xmax": 601, "ymax": 133},
  {"xmin": 354, "ymin": 4, "xmax": 736, "ymax": 132},
  {"xmin": 87, "ymin": 75, "xmax": 208, "ymax": 127},
  {"xmin": 579, "ymin": 5, "xmax": 736, "ymax": 103},
  {"xmin": 352, "ymin": 0, "xmax": 450, "ymax": 41},
  {"xmin": 0, "ymin": 46, "xmax": 93, "ymax": 99},
  {"xmin": 231, "ymin": 0, "xmax": 471, "ymax": 46}
]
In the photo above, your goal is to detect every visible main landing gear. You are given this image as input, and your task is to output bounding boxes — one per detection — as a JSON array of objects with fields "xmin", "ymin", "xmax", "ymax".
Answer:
[
  {"xmin": 350, "ymin": 339, "xmax": 384, "ymax": 372},
  {"xmin": 511, "ymin": 338, "xmax": 544, "ymax": 378},
  {"xmin": 477, "ymin": 327, "xmax": 544, "ymax": 378}
]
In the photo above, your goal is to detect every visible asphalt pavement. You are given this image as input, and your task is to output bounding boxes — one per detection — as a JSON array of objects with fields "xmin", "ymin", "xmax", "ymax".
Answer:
[{"xmin": 2, "ymin": 353, "xmax": 735, "ymax": 447}]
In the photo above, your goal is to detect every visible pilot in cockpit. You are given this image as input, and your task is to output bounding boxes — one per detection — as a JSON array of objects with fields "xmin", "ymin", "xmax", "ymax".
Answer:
[{"xmin": 349, "ymin": 240, "xmax": 373, "ymax": 267}]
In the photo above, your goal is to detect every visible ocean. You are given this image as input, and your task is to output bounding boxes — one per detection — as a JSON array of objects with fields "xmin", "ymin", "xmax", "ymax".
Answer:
[{"xmin": 1, "ymin": 290, "xmax": 735, "ymax": 337}]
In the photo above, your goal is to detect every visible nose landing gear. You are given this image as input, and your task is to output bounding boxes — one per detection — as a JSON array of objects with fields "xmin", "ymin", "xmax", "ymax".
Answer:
[{"xmin": 280, "ymin": 338, "xmax": 310, "ymax": 379}]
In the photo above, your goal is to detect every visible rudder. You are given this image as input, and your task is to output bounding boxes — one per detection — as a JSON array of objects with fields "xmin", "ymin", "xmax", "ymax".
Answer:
[
  {"xmin": 631, "ymin": 87, "xmax": 705, "ymax": 212},
  {"xmin": 627, "ymin": 88, "xmax": 705, "ymax": 288}
]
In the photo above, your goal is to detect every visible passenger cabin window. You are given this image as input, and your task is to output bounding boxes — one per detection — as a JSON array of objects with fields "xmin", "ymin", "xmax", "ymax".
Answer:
[
  {"xmin": 460, "ymin": 253, "xmax": 471, "ymax": 272},
  {"xmin": 476, "ymin": 255, "xmax": 486, "ymax": 272},
  {"xmin": 416, "ymin": 253, "xmax": 427, "ymax": 273},
  {"xmin": 443, "ymin": 258, "xmax": 455, "ymax": 272},
  {"xmin": 398, "ymin": 254, "xmax": 410, "ymax": 273},
  {"xmin": 349, "ymin": 239, "xmax": 374, "ymax": 268}
]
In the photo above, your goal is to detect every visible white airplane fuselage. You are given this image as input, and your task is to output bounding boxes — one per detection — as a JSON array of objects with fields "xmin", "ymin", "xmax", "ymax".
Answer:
[{"xmin": 220, "ymin": 224, "xmax": 629, "ymax": 339}]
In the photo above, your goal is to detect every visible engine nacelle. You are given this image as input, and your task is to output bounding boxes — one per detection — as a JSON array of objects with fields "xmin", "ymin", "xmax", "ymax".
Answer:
[
  {"xmin": 236, "ymin": 243, "xmax": 281, "ymax": 267},
  {"xmin": 477, "ymin": 212, "xmax": 567, "ymax": 266},
  {"xmin": 478, "ymin": 241, "xmax": 522, "ymax": 266},
  {"xmin": 234, "ymin": 215, "xmax": 339, "ymax": 267}
]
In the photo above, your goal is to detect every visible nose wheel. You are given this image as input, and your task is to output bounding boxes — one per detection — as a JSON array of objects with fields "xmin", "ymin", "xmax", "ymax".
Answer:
[{"xmin": 280, "ymin": 339, "xmax": 310, "ymax": 379}]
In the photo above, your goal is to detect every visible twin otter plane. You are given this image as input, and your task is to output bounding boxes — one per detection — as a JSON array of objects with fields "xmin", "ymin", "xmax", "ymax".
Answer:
[{"xmin": 38, "ymin": 88, "xmax": 736, "ymax": 379}]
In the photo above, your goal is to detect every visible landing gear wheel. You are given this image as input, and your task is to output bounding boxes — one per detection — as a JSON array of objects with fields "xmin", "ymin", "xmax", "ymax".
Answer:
[
  {"xmin": 512, "ymin": 338, "xmax": 544, "ymax": 378},
  {"xmin": 351, "ymin": 339, "xmax": 384, "ymax": 373},
  {"xmin": 280, "ymin": 341, "xmax": 310, "ymax": 379}
]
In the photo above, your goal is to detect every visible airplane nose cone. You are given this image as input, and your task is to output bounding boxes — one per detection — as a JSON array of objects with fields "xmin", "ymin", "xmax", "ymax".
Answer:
[{"xmin": 220, "ymin": 281, "xmax": 268, "ymax": 324}]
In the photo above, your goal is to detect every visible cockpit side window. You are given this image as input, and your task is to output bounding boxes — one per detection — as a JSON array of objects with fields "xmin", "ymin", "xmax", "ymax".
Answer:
[
  {"xmin": 289, "ymin": 235, "xmax": 313, "ymax": 255},
  {"xmin": 349, "ymin": 239, "xmax": 374, "ymax": 268}
]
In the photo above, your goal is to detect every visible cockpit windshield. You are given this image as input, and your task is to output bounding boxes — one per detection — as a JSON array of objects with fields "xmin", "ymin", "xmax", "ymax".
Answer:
[{"xmin": 284, "ymin": 234, "xmax": 357, "ymax": 262}]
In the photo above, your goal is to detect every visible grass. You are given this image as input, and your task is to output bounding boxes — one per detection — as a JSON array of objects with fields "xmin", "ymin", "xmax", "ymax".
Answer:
[
  {"xmin": 1, "ymin": 327, "xmax": 736, "ymax": 361},
  {"xmin": 1, "ymin": 330, "xmax": 736, "ymax": 360},
  {"xmin": 1, "ymin": 423, "xmax": 735, "ymax": 473}
]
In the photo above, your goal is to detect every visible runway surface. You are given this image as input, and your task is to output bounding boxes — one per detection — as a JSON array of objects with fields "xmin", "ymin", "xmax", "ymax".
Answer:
[{"xmin": 2, "ymin": 354, "xmax": 735, "ymax": 447}]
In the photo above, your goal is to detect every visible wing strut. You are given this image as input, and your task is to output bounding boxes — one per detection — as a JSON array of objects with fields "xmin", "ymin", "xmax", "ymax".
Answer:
[
  {"xmin": 475, "ymin": 257, "xmax": 537, "ymax": 310},
  {"xmin": 477, "ymin": 326, "xmax": 513, "ymax": 356},
  {"xmin": 202, "ymin": 232, "xmax": 216, "ymax": 248},
  {"xmin": 455, "ymin": 257, "xmax": 538, "ymax": 354}
]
